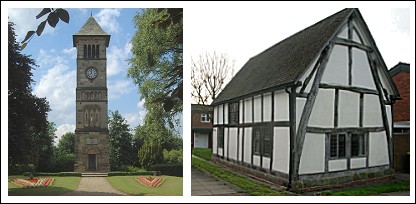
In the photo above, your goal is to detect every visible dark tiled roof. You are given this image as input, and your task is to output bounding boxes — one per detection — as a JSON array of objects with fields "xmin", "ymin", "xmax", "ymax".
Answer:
[
  {"xmin": 191, "ymin": 104, "xmax": 213, "ymax": 114},
  {"xmin": 73, "ymin": 16, "xmax": 110, "ymax": 47},
  {"xmin": 212, "ymin": 8, "xmax": 354, "ymax": 105},
  {"xmin": 389, "ymin": 62, "xmax": 410, "ymax": 77}
]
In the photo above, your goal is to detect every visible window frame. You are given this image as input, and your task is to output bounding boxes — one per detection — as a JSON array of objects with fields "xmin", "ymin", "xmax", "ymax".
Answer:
[
  {"xmin": 228, "ymin": 102, "xmax": 239, "ymax": 125},
  {"xmin": 217, "ymin": 127, "xmax": 224, "ymax": 148},
  {"xmin": 351, "ymin": 133, "xmax": 367, "ymax": 157},
  {"xmin": 252, "ymin": 126, "xmax": 272, "ymax": 158},
  {"xmin": 329, "ymin": 133, "xmax": 346, "ymax": 159},
  {"xmin": 201, "ymin": 113, "xmax": 210, "ymax": 123}
]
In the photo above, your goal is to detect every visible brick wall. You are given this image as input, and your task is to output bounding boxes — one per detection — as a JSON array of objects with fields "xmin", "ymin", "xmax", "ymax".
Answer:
[
  {"xmin": 192, "ymin": 113, "xmax": 213, "ymax": 129},
  {"xmin": 392, "ymin": 72, "xmax": 410, "ymax": 121}
]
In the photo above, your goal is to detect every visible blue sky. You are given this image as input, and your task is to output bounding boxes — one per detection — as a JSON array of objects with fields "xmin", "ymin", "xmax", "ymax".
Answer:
[{"xmin": 7, "ymin": 8, "xmax": 169, "ymax": 142}]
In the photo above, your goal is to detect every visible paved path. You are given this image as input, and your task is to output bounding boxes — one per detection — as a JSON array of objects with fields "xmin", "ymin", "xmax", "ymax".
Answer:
[
  {"xmin": 191, "ymin": 167, "xmax": 249, "ymax": 196},
  {"xmin": 63, "ymin": 177, "xmax": 127, "ymax": 196}
]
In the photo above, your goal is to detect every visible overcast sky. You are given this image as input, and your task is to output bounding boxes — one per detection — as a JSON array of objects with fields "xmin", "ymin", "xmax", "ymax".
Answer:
[{"xmin": 187, "ymin": 3, "xmax": 414, "ymax": 91}]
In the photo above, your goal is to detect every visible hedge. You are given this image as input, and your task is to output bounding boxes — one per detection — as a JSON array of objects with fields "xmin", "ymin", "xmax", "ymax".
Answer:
[
  {"xmin": 108, "ymin": 171, "xmax": 159, "ymax": 176},
  {"xmin": 23, "ymin": 172, "xmax": 82, "ymax": 177},
  {"xmin": 148, "ymin": 164, "xmax": 182, "ymax": 177}
]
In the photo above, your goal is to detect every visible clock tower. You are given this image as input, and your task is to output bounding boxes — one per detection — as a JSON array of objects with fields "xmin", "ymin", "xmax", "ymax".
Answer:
[{"xmin": 73, "ymin": 16, "xmax": 110, "ymax": 172}]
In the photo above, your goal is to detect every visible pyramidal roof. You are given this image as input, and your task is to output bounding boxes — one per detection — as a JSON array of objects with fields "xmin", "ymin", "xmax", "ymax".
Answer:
[
  {"xmin": 75, "ymin": 16, "xmax": 109, "ymax": 35},
  {"xmin": 73, "ymin": 16, "xmax": 110, "ymax": 47}
]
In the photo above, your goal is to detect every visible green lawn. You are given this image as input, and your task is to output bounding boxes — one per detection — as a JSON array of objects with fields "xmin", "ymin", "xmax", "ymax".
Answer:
[
  {"xmin": 192, "ymin": 157, "xmax": 286, "ymax": 196},
  {"xmin": 192, "ymin": 148, "xmax": 212, "ymax": 161},
  {"xmin": 107, "ymin": 175, "xmax": 182, "ymax": 196},
  {"xmin": 8, "ymin": 176, "xmax": 81, "ymax": 196},
  {"xmin": 322, "ymin": 181, "xmax": 410, "ymax": 196}
]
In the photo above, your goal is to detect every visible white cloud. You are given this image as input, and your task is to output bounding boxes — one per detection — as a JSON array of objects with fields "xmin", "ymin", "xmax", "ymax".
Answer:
[
  {"xmin": 107, "ymin": 80, "xmax": 134, "ymax": 100},
  {"xmin": 55, "ymin": 123, "xmax": 76, "ymax": 144},
  {"xmin": 33, "ymin": 51, "xmax": 76, "ymax": 126},
  {"xmin": 36, "ymin": 49, "xmax": 67, "ymax": 68},
  {"xmin": 124, "ymin": 99, "xmax": 146, "ymax": 129},
  {"xmin": 8, "ymin": 8, "xmax": 55, "ymax": 41},
  {"xmin": 107, "ymin": 41, "xmax": 131, "ymax": 76},
  {"xmin": 96, "ymin": 8, "xmax": 121, "ymax": 34},
  {"xmin": 62, "ymin": 47, "xmax": 77, "ymax": 59}
]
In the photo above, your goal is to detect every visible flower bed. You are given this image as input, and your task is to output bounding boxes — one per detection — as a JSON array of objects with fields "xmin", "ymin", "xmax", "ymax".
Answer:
[
  {"xmin": 11, "ymin": 177, "xmax": 54, "ymax": 188},
  {"xmin": 135, "ymin": 176, "xmax": 164, "ymax": 187}
]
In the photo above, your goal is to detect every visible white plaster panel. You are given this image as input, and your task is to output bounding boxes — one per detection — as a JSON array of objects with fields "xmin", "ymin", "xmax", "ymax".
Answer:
[
  {"xmin": 263, "ymin": 93, "xmax": 272, "ymax": 122},
  {"xmin": 337, "ymin": 25, "xmax": 348, "ymax": 39},
  {"xmin": 274, "ymin": 91, "xmax": 289, "ymax": 121},
  {"xmin": 228, "ymin": 128, "xmax": 238, "ymax": 160},
  {"xmin": 308, "ymin": 89, "xmax": 334, "ymax": 128},
  {"xmin": 363, "ymin": 94, "xmax": 383, "ymax": 127},
  {"xmin": 239, "ymin": 100, "xmax": 244, "ymax": 124},
  {"xmin": 351, "ymin": 19, "xmax": 370, "ymax": 46},
  {"xmin": 299, "ymin": 133, "xmax": 325, "ymax": 174},
  {"xmin": 321, "ymin": 45, "xmax": 349, "ymax": 85},
  {"xmin": 273, "ymin": 127, "xmax": 290, "ymax": 174},
  {"xmin": 296, "ymin": 98, "xmax": 306, "ymax": 133},
  {"xmin": 254, "ymin": 95, "xmax": 262, "ymax": 123},
  {"xmin": 244, "ymin": 98, "xmax": 252, "ymax": 123},
  {"xmin": 298, "ymin": 55, "xmax": 319, "ymax": 94},
  {"xmin": 338, "ymin": 90, "xmax": 360, "ymax": 127},
  {"xmin": 243, "ymin": 128, "xmax": 252, "ymax": 163},
  {"xmin": 218, "ymin": 148, "xmax": 223, "ymax": 156},
  {"xmin": 218, "ymin": 104, "xmax": 223, "ymax": 125},
  {"xmin": 369, "ymin": 132, "xmax": 389, "ymax": 167},
  {"xmin": 224, "ymin": 103, "xmax": 228, "ymax": 125},
  {"xmin": 352, "ymin": 48, "xmax": 376, "ymax": 90},
  {"xmin": 213, "ymin": 106, "xmax": 218, "ymax": 125},
  {"xmin": 194, "ymin": 132, "xmax": 209, "ymax": 148},
  {"xmin": 238, "ymin": 128, "xmax": 243, "ymax": 161},
  {"xmin": 350, "ymin": 157, "xmax": 366, "ymax": 169},
  {"xmin": 328, "ymin": 159, "xmax": 347, "ymax": 172},
  {"xmin": 262, "ymin": 157, "xmax": 270, "ymax": 169},
  {"xmin": 212, "ymin": 128, "xmax": 217, "ymax": 154},
  {"xmin": 352, "ymin": 29, "xmax": 362, "ymax": 44},
  {"xmin": 253, "ymin": 155, "xmax": 261, "ymax": 167},
  {"xmin": 224, "ymin": 127, "xmax": 228, "ymax": 158},
  {"xmin": 386, "ymin": 105, "xmax": 392, "ymax": 138}
]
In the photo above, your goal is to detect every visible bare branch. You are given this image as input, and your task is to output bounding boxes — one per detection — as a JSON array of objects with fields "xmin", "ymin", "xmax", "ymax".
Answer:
[{"xmin": 191, "ymin": 51, "xmax": 235, "ymax": 105}]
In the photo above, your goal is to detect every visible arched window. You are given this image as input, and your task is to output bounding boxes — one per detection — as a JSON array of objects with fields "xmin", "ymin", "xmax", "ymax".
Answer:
[
  {"xmin": 96, "ymin": 45, "xmax": 99, "ymax": 58},
  {"xmin": 83, "ymin": 45, "xmax": 87, "ymax": 58},
  {"xmin": 92, "ymin": 45, "xmax": 95, "ymax": 58},
  {"xmin": 88, "ymin": 45, "xmax": 91, "ymax": 58}
]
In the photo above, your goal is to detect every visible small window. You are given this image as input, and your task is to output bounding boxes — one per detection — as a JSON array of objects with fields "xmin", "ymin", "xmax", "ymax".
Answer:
[
  {"xmin": 263, "ymin": 128, "xmax": 272, "ymax": 157},
  {"xmin": 92, "ymin": 45, "xmax": 95, "ymax": 58},
  {"xmin": 83, "ymin": 45, "xmax": 87, "ymax": 58},
  {"xmin": 201, "ymin": 113, "xmax": 210, "ymax": 122},
  {"xmin": 330, "ymin": 133, "xmax": 346, "ymax": 158},
  {"xmin": 253, "ymin": 128, "xmax": 261, "ymax": 155},
  {"xmin": 96, "ymin": 45, "xmax": 100, "ymax": 58},
  {"xmin": 217, "ymin": 127, "xmax": 224, "ymax": 148},
  {"xmin": 351, "ymin": 134, "xmax": 366, "ymax": 157},
  {"xmin": 228, "ymin": 102, "xmax": 239, "ymax": 125},
  {"xmin": 88, "ymin": 45, "xmax": 91, "ymax": 58}
]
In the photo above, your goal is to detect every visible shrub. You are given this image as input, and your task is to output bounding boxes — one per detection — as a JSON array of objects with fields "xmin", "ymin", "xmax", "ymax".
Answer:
[
  {"xmin": 9, "ymin": 164, "xmax": 35, "ymax": 176},
  {"xmin": 148, "ymin": 164, "xmax": 182, "ymax": 177},
  {"xmin": 108, "ymin": 171, "xmax": 158, "ymax": 176},
  {"xmin": 23, "ymin": 172, "xmax": 81, "ymax": 177},
  {"xmin": 163, "ymin": 149, "xmax": 183, "ymax": 165}
]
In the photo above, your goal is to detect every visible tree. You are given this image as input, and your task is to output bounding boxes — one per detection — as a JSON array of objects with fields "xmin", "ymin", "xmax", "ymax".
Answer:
[
  {"xmin": 36, "ymin": 122, "xmax": 56, "ymax": 172},
  {"xmin": 109, "ymin": 111, "xmax": 134, "ymax": 171},
  {"xmin": 128, "ymin": 8, "xmax": 183, "ymax": 114},
  {"xmin": 138, "ymin": 139, "xmax": 164, "ymax": 168},
  {"xmin": 57, "ymin": 132, "xmax": 75, "ymax": 154},
  {"xmin": 21, "ymin": 8, "xmax": 69, "ymax": 50},
  {"xmin": 191, "ymin": 51, "xmax": 235, "ymax": 104},
  {"xmin": 8, "ymin": 21, "xmax": 50, "ymax": 173}
]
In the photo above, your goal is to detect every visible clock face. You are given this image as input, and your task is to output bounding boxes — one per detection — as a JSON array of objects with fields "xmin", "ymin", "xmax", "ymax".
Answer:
[{"xmin": 85, "ymin": 67, "xmax": 97, "ymax": 79}]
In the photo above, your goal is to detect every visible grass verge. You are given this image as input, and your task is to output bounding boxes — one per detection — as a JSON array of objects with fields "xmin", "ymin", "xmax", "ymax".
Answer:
[
  {"xmin": 107, "ymin": 175, "xmax": 182, "ymax": 196},
  {"xmin": 322, "ymin": 181, "xmax": 410, "ymax": 196},
  {"xmin": 192, "ymin": 157, "xmax": 286, "ymax": 196},
  {"xmin": 8, "ymin": 176, "xmax": 81, "ymax": 196},
  {"xmin": 192, "ymin": 148, "xmax": 212, "ymax": 161}
]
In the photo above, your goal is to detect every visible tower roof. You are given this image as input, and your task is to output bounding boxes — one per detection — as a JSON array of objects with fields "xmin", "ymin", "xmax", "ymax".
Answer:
[{"xmin": 73, "ymin": 16, "xmax": 110, "ymax": 47}]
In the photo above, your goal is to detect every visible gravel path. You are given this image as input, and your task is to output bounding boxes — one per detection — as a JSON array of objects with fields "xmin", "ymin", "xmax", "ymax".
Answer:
[{"xmin": 63, "ymin": 177, "xmax": 127, "ymax": 196}]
